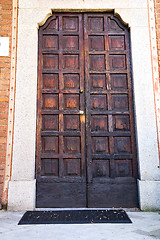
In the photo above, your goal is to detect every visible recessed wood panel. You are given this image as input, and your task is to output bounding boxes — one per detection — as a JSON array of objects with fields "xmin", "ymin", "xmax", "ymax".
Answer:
[
  {"xmin": 115, "ymin": 160, "xmax": 132, "ymax": 177},
  {"xmin": 64, "ymin": 159, "xmax": 81, "ymax": 176},
  {"xmin": 46, "ymin": 18, "xmax": 59, "ymax": 31},
  {"xmin": 90, "ymin": 55, "xmax": 105, "ymax": 70},
  {"xmin": 43, "ymin": 35, "xmax": 58, "ymax": 49},
  {"xmin": 41, "ymin": 159, "xmax": 59, "ymax": 176},
  {"xmin": 114, "ymin": 137, "xmax": 131, "ymax": 154},
  {"xmin": 109, "ymin": 36, "xmax": 125, "ymax": 50},
  {"xmin": 63, "ymin": 17, "xmax": 78, "ymax": 31},
  {"xmin": 63, "ymin": 36, "xmax": 79, "ymax": 50},
  {"xmin": 108, "ymin": 18, "xmax": 124, "ymax": 32},
  {"xmin": 92, "ymin": 137, "xmax": 109, "ymax": 153},
  {"xmin": 87, "ymin": 182, "xmax": 138, "ymax": 208},
  {"xmin": 64, "ymin": 94, "xmax": 79, "ymax": 110},
  {"xmin": 91, "ymin": 115, "xmax": 108, "ymax": 131},
  {"xmin": 88, "ymin": 17, "xmax": 104, "ymax": 32},
  {"xmin": 110, "ymin": 74, "xmax": 127, "ymax": 90},
  {"xmin": 42, "ymin": 115, "xmax": 58, "ymax": 131},
  {"xmin": 112, "ymin": 94, "xmax": 128, "ymax": 110},
  {"xmin": 43, "ymin": 94, "xmax": 58, "ymax": 110},
  {"xmin": 93, "ymin": 160, "xmax": 110, "ymax": 178},
  {"xmin": 43, "ymin": 55, "xmax": 59, "ymax": 69},
  {"xmin": 113, "ymin": 115, "xmax": 130, "ymax": 131},
  {"xmin": 64, "ymin": 115, "xmax": 80, "ymax": 131},
  {"xmin": 64, "ymin": 74, "xmax": 79, "ymax": 89},
  {"xmin": 90, "ymin": 95, "xmax": 107, "ymax": 110},
  {"xmin": 64, "ymin": 137, "xmax": 80, "ymax": 153},
  {"xmin": 90, "ymin": 74, "xmax": 106, "ymax": 90},
  {"xmin": 109, "ymin": 55, "xmax": 126, "ymax": 69},
  {"xmin": 42, "ymin": 137, "xmax": 59, "ymax": 153},
  {"xmin": 43, "ymin": 74, "xmax": 58, "ymax": 89},
  {"xmin": 63, "ymin": 55, "xmax": 79, "ymax": 69},
  {"xmin": 89, "ymin": 36, "xmax": 105, "ymax": 51}
]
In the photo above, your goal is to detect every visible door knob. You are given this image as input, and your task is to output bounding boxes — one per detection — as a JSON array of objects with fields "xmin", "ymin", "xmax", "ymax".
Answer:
[
  {"xmin": 80, "ymin": 89, "xmax": 83, "ymax": 93},
  {"xmin": 79, "ymin": 110, "xmax": 84, "ymax": 115}
]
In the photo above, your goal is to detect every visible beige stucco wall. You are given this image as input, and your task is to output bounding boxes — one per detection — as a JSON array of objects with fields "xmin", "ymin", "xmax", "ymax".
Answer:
[{"xmin": 8, "ymin": 0, "xmax": 160, "ymax": 210}]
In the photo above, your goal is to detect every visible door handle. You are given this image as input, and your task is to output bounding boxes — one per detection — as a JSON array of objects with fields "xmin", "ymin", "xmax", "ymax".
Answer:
[
  {"xmin": 80, "ymin": 89, "xmax": 83, "ymax": 93},
  {"xmin": 79, "ymin": 110, "xmax": 84, "ymax": 115}
]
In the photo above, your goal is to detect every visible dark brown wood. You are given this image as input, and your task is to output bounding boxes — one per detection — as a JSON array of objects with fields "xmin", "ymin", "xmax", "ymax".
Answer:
[
  {"xmin": 36, "ymin": 12, "xmax": 138, "ymax": 208},
  {"xmin": 87, "ymin": 181, "xmax": 138, "ymax": 208},
  {"xmin": 84, "ymin": 13, "xmax": 138, "ymax": 207},
  {"xmin": 36, "ymin": 183, "xmax": 86, "ymax": 208},
  {"xmin": 36, "ymin": 13, "xmax": 86, "ymax": 207}
]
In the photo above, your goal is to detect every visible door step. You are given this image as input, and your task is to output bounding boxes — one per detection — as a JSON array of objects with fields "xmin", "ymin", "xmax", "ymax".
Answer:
[{"xmin": 35, "ymin": 208, "xmax": 140, "ymax": 212}]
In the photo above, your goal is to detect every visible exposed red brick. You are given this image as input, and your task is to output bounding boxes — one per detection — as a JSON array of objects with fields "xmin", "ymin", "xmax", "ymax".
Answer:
[
  {"xmin": 0, "ymin": 86, "xmax": 9, "ymax": 91},
  {"xmin": 0, "ymin": 138, "xmax": 7, "ymax": 144},
  {"xmin": 0, "ymin": 151, "xmax": 6, "ymax": 157},
  {"xmin": 0, "ymin": 184, "xmax": 3, "ymax": 192},
  {"xmin": 0, "ymin": 97, "xmax": 9, "ymax": 102},
  {"xmin": 0, "ymin": 74, "xmax": 10, "ymax": 80},
  {"xmin": 0, "ymin": 10, "xmax": 12, "ymax": 15},
  {"xmin": 2, "ymin": 4, "xmax": 12, "ymax": 10},
  {"xmin": 0, "ymin": 0, "xmax": 12, "ymax": 203},
  {"xmin": 0, "ymin": 0, "xmax": 11, "ymax": 4},
  {"xmin": 155, "ymin": 0, "xmax": 160, "ymax": 74},
  {"xmin": 0, "ymin": 162, "xmax": 5, "ymax": 170},
  {"xmin": 0, "ymin": 108, "xmax": 9, "ymax": 114},
  {"xmin": 0, "ymin": 131, "xmax": 6, "ymax": 138},
  {"xmin": 0, "ymin": 81, "xmax": 10, "ymax": 87},
  {"xmin": 0, "ymin": 119, "xmax": 8, "ymax": 125}
]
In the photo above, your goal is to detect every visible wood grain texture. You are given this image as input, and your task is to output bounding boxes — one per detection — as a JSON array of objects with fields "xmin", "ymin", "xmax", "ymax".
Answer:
[{"xmin": 36, "ymin": 12, "xmax": 138, "ymax": 208}]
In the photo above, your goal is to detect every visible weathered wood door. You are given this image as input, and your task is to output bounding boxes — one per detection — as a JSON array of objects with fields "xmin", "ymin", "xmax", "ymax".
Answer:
[{"xmin": 36, "ymin": 13, "xmax": 138, "ymax": 208}]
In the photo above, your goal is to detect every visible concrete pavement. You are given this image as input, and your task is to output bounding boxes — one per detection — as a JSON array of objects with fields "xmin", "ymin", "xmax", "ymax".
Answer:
[{"xmin": 0, "ymin": 211, "xmax": 160, "ymax": 240}]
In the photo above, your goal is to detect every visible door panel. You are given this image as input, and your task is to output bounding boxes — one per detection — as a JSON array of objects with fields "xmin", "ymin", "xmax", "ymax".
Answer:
[
  {"xmin": 84, "ymin": 13, "xmax": 138, "ymax": 207},
  {"xmin": 36, "ymin": 12, "xmax": 138, "ymax": 208},
  {"xmin": 36, "ymin": 13, "xmax": 86, "ymax": 207}
]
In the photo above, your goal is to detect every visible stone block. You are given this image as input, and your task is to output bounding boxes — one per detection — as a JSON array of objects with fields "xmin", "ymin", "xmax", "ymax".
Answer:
[
  {"xmin": 8, "ymin": 180, "xmax": 36, "ymax": 211},
  {"xmin": 138, "ymin": 180, "xmax": 160, "ymax": 211}
]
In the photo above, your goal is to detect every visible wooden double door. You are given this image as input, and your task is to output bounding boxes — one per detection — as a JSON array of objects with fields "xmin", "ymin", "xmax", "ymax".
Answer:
[{"xmin": 36, "ymin": 12, "xmax": 138, "ymax": 208}]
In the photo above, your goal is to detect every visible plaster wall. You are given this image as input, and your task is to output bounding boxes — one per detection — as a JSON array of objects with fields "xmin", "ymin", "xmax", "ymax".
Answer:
[{"xmin": 8, "ymin": 0, "xmax": 160, "ymax": 210}]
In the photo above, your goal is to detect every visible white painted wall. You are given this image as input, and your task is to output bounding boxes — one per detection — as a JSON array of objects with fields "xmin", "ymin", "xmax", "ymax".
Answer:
[{"xmin": 8, "ymin": 0, "xmax": 160, "ymax": 210}]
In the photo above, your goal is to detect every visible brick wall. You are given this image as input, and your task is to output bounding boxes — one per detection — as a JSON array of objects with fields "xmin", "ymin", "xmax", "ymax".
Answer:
[
  {"xmin": 154, "ymin": 0, "xmax": 160, "ymax": 69},
  {"xmin": 0, "ymin": 0, "xmax": 12, "ymax": 203}
]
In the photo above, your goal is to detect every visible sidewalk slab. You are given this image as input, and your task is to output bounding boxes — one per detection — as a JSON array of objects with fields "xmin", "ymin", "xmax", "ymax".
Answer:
[{"xmin": 0, "ymin": 211, "xmax": 160, "ymax": 240}]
